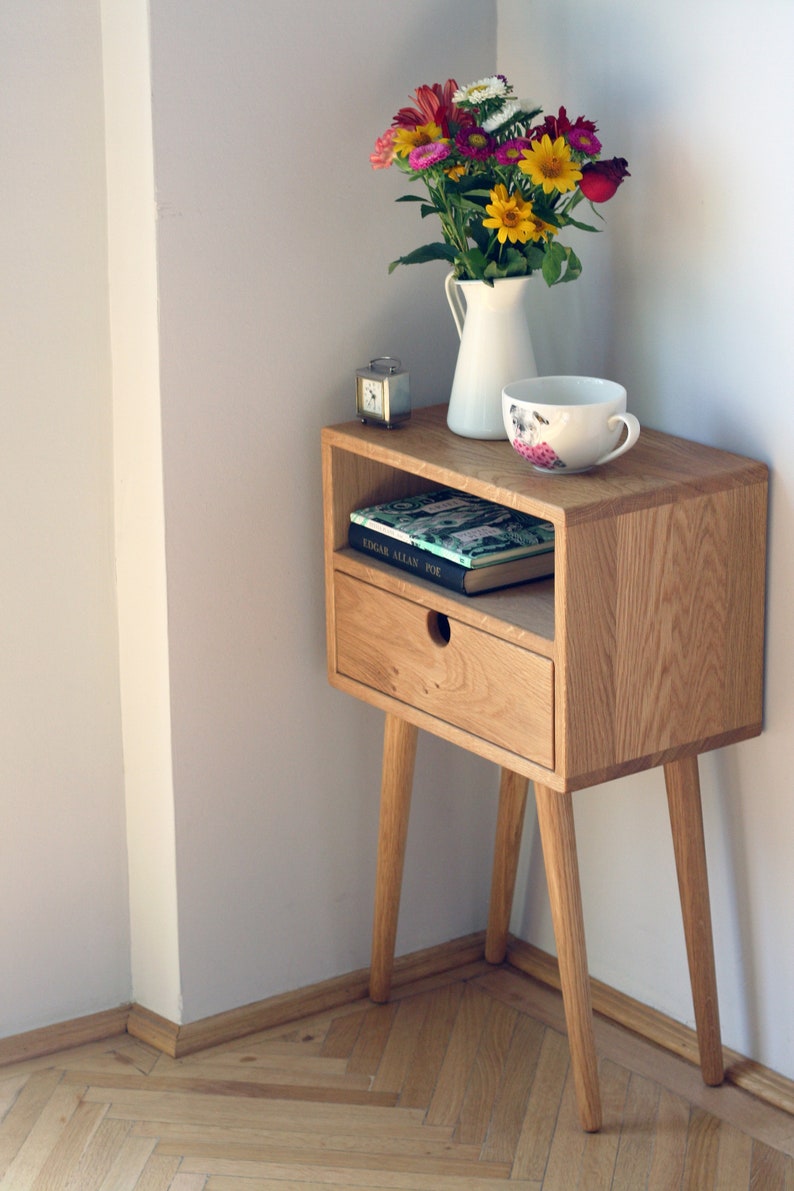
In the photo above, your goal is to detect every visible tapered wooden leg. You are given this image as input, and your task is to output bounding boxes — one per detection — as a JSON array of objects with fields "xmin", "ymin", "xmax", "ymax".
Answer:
[
  {"xmin": 534, "ymin": 782, "xmax": 602, "ymax": 1132},
  {"xmin": 664, "ymin": 755, "xmax": 724, "ymax": 1086},
  {"xmin": 485, "ymin": 768, "xmax": 529, "ymax": 964},
  {"xmin": 369, "ymin": 713, "xmax": 419, "ymax": 1004}
]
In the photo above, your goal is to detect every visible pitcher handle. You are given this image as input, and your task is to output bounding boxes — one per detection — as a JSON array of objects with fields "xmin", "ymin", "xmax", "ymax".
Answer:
[{"xmin": 444, "ymin": 271, "xmax": 466, "ymax": 340}]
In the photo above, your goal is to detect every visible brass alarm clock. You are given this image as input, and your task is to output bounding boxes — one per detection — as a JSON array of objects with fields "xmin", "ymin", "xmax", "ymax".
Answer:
[{"xmin": 355, "ymin": 357, "xmax": 411, "ymax": 427}]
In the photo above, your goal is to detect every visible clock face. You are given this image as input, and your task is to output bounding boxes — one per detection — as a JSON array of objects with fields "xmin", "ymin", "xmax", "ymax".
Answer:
[{"xmin": 361, "ymin": 379, "xmax": 384, "ymax": 416}]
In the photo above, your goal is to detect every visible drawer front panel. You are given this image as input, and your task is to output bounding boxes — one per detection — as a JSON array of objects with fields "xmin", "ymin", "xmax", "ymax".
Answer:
[{"xmin": 334, "ymin": 572, "xmax": 554, "ymax": 768}]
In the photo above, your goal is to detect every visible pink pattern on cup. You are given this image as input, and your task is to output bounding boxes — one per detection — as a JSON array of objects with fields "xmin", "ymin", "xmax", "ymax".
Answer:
[{"xmin": 513, "ymin": 439, "xmax": 564, "ymax": 469}]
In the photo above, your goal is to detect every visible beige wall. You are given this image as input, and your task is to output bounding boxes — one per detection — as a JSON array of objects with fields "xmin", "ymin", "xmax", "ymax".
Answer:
[
  {"xmin": 499, "ymin": 0, "xmax": 794, "ymax": 1080},
  {"xmin": 0, "ymin": 1, "xmax": 129, "ymax": 1031},
  {"xmin": 3, "ymin": 0, "xmax": 794, "ymax": 1086}
]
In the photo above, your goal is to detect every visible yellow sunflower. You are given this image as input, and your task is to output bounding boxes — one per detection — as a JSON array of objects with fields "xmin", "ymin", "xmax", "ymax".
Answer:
[
  {"xmin": 518, "ymin": 134, "xmax": 583, "ymax": 194},
  {"xmin": 526, "ymin": 211, "xmax": 558, "ymax": 242},
  {"xmin": 482, "ymin": 184, "xmax": 536, "ymax": 245},
  {"xmin": 392, "ymin": 122, "xmax": 445, "ymax": 158}
]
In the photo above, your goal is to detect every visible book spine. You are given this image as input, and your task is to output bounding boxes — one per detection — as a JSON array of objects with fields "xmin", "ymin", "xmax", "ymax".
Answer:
[{"xmin": 348, "ymin": 522, "xmax": 469, "ymax": 593}]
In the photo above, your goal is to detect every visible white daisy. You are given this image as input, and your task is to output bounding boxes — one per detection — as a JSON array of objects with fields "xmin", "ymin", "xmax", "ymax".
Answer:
[
  {"xmin": 481, "ymin": 99, "xmax": 521, "ymax": 133},
  {"xmin": 452, "ymin": 76, "xmax": 510, "ymax": 106}
]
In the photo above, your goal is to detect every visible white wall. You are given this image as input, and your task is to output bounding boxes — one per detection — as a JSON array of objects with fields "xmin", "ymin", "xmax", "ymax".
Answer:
[
  {"xmin": 499, "ymin": 0, "xmax": 794, "ymax": 1081},
  {"xmin": 0, "ymin": 2, "xmax": 130, "ymax": 1034},
  {"xmin": 147, "ymin": 0, "xmax": 501, "ymax": 1022}
]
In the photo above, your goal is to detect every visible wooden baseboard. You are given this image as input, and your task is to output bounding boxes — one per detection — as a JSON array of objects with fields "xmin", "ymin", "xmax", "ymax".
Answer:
[
  {"xmin": 505, "ymin": 936, "xmax": 794, "ymax": 1118},
  {"xmin": 0, "ymin": 1005, "xmax": 130, "ymax": 1068},
  {"xmin": 163, "ymin": 930, "xmax": 488, "ymax": 1059},
  {"xmin": 2, "ymin": 932, "xmax": 792, "ymax": 1123}
]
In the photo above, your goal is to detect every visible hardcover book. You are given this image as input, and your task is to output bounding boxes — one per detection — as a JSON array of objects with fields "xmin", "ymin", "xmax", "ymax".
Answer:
[
  {"xmin": 349, "ymin": 488, "xmax": 555, "ymax": 568},
  {"xmin": 348, "ymin": 521, "xmax": 554, "ymax": 594}
]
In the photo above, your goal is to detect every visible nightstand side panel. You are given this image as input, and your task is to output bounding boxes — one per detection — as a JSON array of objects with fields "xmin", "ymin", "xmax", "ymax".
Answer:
[{"xmin": 559, "ymin": 476, "xmax": 767, "ymax": 784}]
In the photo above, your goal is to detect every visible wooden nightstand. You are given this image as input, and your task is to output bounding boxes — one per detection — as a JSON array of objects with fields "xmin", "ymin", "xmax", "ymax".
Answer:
[{"xmin": 321, "ymin": 405, "xmax": 767, "ymax": 1131}]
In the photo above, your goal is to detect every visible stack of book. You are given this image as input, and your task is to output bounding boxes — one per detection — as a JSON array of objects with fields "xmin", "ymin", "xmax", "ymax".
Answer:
[{"xmin": 348, "ymin": 488, "xmax": 555, "ymax": 595}]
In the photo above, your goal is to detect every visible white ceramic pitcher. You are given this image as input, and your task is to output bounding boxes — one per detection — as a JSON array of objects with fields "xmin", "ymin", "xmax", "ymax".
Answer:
[{"xmin": 445, "ymin": 272, "xmax": 538, "ymax": 439}]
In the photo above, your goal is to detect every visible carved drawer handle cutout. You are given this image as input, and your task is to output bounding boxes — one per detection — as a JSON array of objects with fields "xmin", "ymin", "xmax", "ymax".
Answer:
[{"xmin": 427, "ymin": 611, "xmax": 451, "ymax": 646}]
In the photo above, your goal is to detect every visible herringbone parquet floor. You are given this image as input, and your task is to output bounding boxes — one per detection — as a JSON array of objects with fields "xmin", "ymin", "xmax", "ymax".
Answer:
[{"xmin": 1, "ymin": 961, "xmax": 793, "ymax": 1190}]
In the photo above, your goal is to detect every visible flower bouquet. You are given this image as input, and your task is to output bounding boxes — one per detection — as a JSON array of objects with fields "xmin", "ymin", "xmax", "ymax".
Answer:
[{"xmin": 370, "ymin": 75, "xmax": 629, "ymax": 286}]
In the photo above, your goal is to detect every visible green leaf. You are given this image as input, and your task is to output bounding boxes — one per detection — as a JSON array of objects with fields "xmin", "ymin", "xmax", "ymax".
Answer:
[
  {"xmin": 388, "ymin": 242, "xmax": 458, "ymax": 273},
  {"xmin": 457, "ymin": 246, "xmax": 490, "ymax": 281},
  {"xmin": 394, "ymin": 194, "xmax": 427, "ymax": 203},
  {"xmin": 523, "ymin": 244, "xmax": 546, "ymax": 272},
  {"xmin": 542, "ymin": 243, "xmax": 583, "ymax": 286},
  {"xmin": 562, "ymin": 216, "xmax": 599, "ymax": 234},
  {"xmin": 556, "ymin": 246, "xmax": 583, "ymax": 283},
  {"xmin": 541, "ymin": 241, "xmax": 565, "ymax": 286}
]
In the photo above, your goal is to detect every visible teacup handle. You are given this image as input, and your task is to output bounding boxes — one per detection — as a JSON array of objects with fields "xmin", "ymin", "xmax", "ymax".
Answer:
[{"xmin": 597, "ymin": 413, "xmax": 641, "ymax": 465}]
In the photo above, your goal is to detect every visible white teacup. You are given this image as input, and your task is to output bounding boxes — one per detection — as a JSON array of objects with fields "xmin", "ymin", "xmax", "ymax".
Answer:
[{"xmin": 502, "ymin": 376, "xmax": 640, "ymax": 474}]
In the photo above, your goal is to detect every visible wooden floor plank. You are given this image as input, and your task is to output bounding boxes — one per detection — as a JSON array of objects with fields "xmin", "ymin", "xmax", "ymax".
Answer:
[
  {"xmin": 510, "ymin": 1025, "xmax": 569, "ymax": 1181},
  {"xmin": 398, "ymin": 982, "xmax": 465, "ymax": 1110},
  {"xmin": 681, "ymin": 1104, "xmax": 722, "ymax": 1190},
  {"xmin": 454, "ymin": 997, "xmax": 517, "ymax": 1146},
  {"xmin": 95, "ymin": 1132, "xmax": 158, "ymax": 1191},
  {"xmin": 713, "ymin": 1120, "xmax": 754, "ymax": 1191},
  {"xmin": 646, "ymin": 1085, "xmax": 690, "ymax": 1191},
  {"xmin": 318, "ymin": 1008, "xmax": 366, "ymax": 1059},
  {"xmin": 167, "ymin": 1176, "xmax": 208, "ymax": 1191},
  {"xmin": 29, "ymin": 1099, "xmax": 107, "ymax": 1191},
  {"xmin": 538, "ymin": 1064, "xmax": 586, "ymax": 1189},
  {"xmin": 610, "ymin": 1071, "xmax": 659, "ymax": 1191},
  {"xmin": 425, "ymin": 984, "xmax": 491, "ymax": 1127},
  {"xmin": 131, "ymin": 1118, "xmax": 471, "ymax": 1159},
  {"xmin": 347, "ymin": 1003, "xmax": 398, "ymax": 1077},
  {"xmin": 156, "ymin": 1136, "xmax": 513, "ymax": 1180},
  {"xmin": 59, "ymin": 1119, "xmax": 134, "ymax": 1191},
  {"xmin": 479, "ymin": 1013, "xmax": 544, "ymax": 1164},
  {"xmin": 201, "ymin": 1164, "xmax": 541, "ymax": 1189},
  {"xmin": 370, "ymin": 992, "xmax": 430, "ymax": 1095},
  {"xmin": 0, "ymin": 1081, "xmax": 85, "ymax": 1189},
  {"xmin": 750, "ymin": 1138, "xmax": 794, "ymax": 1189},
  {"xmin": 0, "ymin": 1068, "xmax": 65, "ymax": 1178},
  {"xmin": 576, "ymin": 1058, "xmax": 630, "ymax": 1191},
  {"xmin": 130, "ymin": 1151, "xmax": 181, "ymax": 1191}
]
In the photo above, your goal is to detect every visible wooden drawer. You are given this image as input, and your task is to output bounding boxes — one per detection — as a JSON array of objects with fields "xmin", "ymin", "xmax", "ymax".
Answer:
[{"xmin": 333, "ymin": 571, "xmax": 554, "ymax": 768}]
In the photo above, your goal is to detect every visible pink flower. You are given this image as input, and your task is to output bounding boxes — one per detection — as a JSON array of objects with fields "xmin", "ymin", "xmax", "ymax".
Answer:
[
  {"xmin": 579, "ymin": 157, "xmax": 630, "ymax": 202},
  {"xmin": 495, "ymin": 138, "xmax": 533, "ymax": 165},
  {"xmin": 455, "ymin": 126, "xmax": 495, "ymax": 160},
  {"xmin": 408, "ymin": 142, "xmax": 451, "ymax": 170},
  {"xmin": 567, "ymin": 126, "xmax": 602, "ymax": 156},
  {"xmin": 370, "ymin": 129, "xmax": 396, "ymax": 170}
]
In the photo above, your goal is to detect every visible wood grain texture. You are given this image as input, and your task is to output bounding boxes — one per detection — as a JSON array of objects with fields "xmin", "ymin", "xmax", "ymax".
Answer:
[
  {"xmin": 369, "ymin": 715, "xmax": 418, "ymax": 1004},
  {"xmin": 1, "ymin": 962, "xmax": 793, "ymax": 1189},
  {"xmin": 323, "ymin": 408, "xmax": 768, "ymax": 793},
  {"xmin": 485, "ymin": 769, "xmax": 529, "ymax": 964},
  {"xmin": 334, "ymin": 573, "xmax": 554, "ymax": 766},
  {"xmin": 665, "ymin": 755, "xmax": 724, "ymax": 1086},
  {"xmin": 533, "ymin": 783, "xmax": 601, "ymax": 1132}
]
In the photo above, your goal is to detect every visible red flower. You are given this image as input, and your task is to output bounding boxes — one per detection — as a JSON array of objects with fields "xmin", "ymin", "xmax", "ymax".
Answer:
[
  {"xmin": 392, "ymin": 79, "xmax": 474, "ymax": 137},
  {"xmin": 531, "ymin": 105, "xmax": 599, "ymax": 144},
  {"xmin": 578, "ymin": 157, "xmax": 630, "ymax": 202}
]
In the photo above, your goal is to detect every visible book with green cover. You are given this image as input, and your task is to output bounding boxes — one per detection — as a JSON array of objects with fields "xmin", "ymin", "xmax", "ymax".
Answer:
[{"xmin": 349, "ymin": 488, "xmax": 555, "ymax": 568}]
